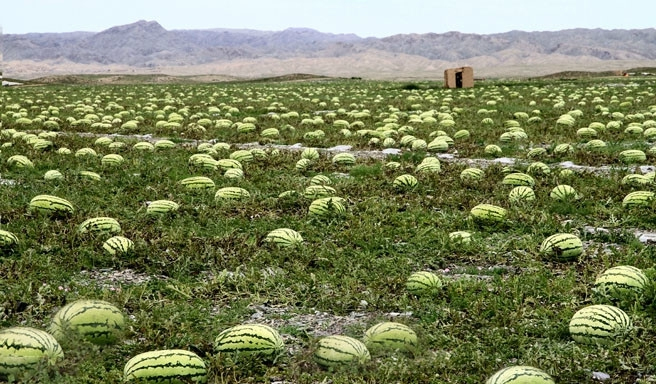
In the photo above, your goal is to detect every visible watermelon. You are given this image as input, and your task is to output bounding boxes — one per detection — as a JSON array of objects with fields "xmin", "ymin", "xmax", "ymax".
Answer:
[
  {"xmin": 393, "ymin": 174, "xmax": 418, "ymax": 190},
  {"xmin": 569, "ymin": 304, "xmax": 631, "ymax": 345},
  {"xmin": 508, "ymin": 186, "xmax": 535, "ymax": 203},
  {"xmin": 470, "ymin": 204, "xmax": 507, "ymax": 224},
  {"xmin": 179, "ymin": 176, "xmax": 215, "ymax": 191},
  {"xmin": 101, "ymin": 154, "xmax": 124, "ymax": 167},
  {"xmin": 214, "ymin": 324, "xmax": 284, "ymax": 355},
  {"xmin": 539, "ymin": 233, "xmax": 583, "ymax": 261},
  {"xmin": 332, "ymin": 153, "xmax": 356, "ymax": 166},
  {"xmin": 594, "ymin": 265, "xmax": 649, "ymax": 299},
  {"xmin": 550, "ymin": 185, "xmax": 579, "ymax": 201},
  {"xmin": 103, "ymin": 236, "xmax": 135, "ymax": 255},
  {"xmin": 622, "ymin": 191, "xmax": 654, "ymax": 208},
  {"xmin": 50, "ymin": 300, "xmax": 125, "ymax": 345},
  {"xmin": 363, "ymin": 322, "xmax": 417, "ymax": 353},
  {"xmin": 29, "ymin": 195, "xmax": 74, "ymax": 215},
  {"xmin": 124, "ymin": 349, "xmax": 207, "ymax": 383},
  {"xmin": 502, "ymin": 173, "xmax": 535, "ymax": 187},
  {"xmin": 406, "ymin": 271, "xmax": 442, "ymax": 296},
  {"xmin": 314, "ymin": 335, "xmax": 370, "ymax": 368},
  {"xmin": 308, "ymin": 197, "xmax": 346, "ymax": 217},
  {"xmin": 486, "ymin": 365, "xmax": 554, "ymax": 384},
  {"xmin": 0, "ymin": 327, "xmax": 63, "ymax": 376},
  {"xmin": 265, "ymin": 228, "xmax": 304, "ymax": 248},
  {"xmin": 146, "ymin": 200, "xmax": 180, "ymax": 215},
  {"xmin": 78, "ymin": 217, "xmax": 121, "ymax": 235},
  {"xmin": 215, "ymin": 187, "xmax": 250, "ymax": 200}
]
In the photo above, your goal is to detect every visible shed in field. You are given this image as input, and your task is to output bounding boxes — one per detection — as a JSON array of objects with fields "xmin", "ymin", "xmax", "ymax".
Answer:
[{"xmin": 444, "ymin": 66, "xmax": 474, "ymax": 89}]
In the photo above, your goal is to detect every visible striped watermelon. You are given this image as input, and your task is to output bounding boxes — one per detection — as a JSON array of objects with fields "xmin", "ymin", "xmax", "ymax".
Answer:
[
  {"xmin": 484, "ymin": 144, "xmax": 502, "ymax": 156},
  {"xmin": 0, "ymin": 230, "xmax": 19, "ymax": 249},
  {"xmin": 406, "ymin": 271, "xmax": 442, "ymax": 296},
  {"xmin": 621, "ymin": 174, "xmax": 652, "ymax": 187},
  {"xmin": 393, "ymin": 174, "xmax": 418, "ymax": 190},
  {"xmin": 78, "ymin": 171, "xmax": 101, "ymax": 181},
  {"xmin": 569, "ymin": 304, "xmax": 631, "ymax": 345},
  {"xmin": 224, "ymin": 168, "xmax": 244, "ymax": 180},
  {"xmin": 94, "ymin": 137, "xmax": 113, "ymax": 147},
  {"xmin": 216, "ymin": 159, "xmax": 243, "ymax": 171},
  {"xmin": 526, "ymin": 162, "xmax": 550, "ymax": 176},
  {"xmin": 427, "ymin": 138, "xmax": 449, "ymax": 152},
  {"xmin": 133, "ymin": 142, "xmax": 155, "ymax": 151},
  {"xmin": 332, "ymin": 153, "xmax": 356, "ymax": 166},
  {"xmin": 57, "ymin": 148, "xmax": 72, "ymax": 155},
  {"xmin": 154, "ymin": 139, "xmax": 176, "ymax": 149},
  {"xmin": 460, "ymin": 168, "xmax": 484, "ymax": 184},
  {"xmin": 50, "ymin": 299, "xmax": 125, "ymax": 345},
  {"xmin": 124, "ymin": 349, "xmax": 207, "ymax": 383},
  {"xmin": 214, "ymin": 324, "xmax": 284, "ymax": 356},
  {"xmin": 559, "ymin": 169, "xmax": 574, "ymax": 178},
  {"xmin": 7, "ymin": 155, "xmax": 34, "ymax": 168},
  {"xmin": 108, "ymin": 142, "xmax": 127, "ymax": 151},
  {"xmin": 553, "ymin": 143, "xmax": 574, "ymax": 156},
  {"xmin": 278, "ymin": 190, "xmax": 299, "ymax": 199},
  {"xmin": 470, "ymin": 204, "xmax": 507, "ymax": 224},
  {"xmin": 0, "ymin": 327, "xmax": 64, "ymax": 376},
  {"xmin": 146, "ymin": 200, "xmax": 180, "ymax": 215},
  {"xmin": 314, "ymin": 335, "xmax": 370, "ymax": 368},
  {"xmin": 308, "ymin": 197, "xmax": 346, "ymax": 217},
  {"xmin": 539, "ymin": 233, "xmax": 583, "ymax": 261},
  {"xmin": 265, "ymin": 228, "xmax": 303, "ymax": 248},
  {"xmin": 303, "ymin": 185, "xmax": 336, "ymax": 199},
  {"xmin": 29, "ymin": 195, "xmax": 74, "ymax": 215},
  {"xmin": 508, "ymin": 186, "xmax": 535, "ymax": 204},
  {"xmin": 415, "ymin": 160, "xmax": 441, "ymax": 175},
  {"xmin": 385, "ymin": 161, "xmax": 401, "ymax": 170},
  {"xmin": 78, "ymin": 217, "xmax": 121, "ymax": 234},
  {"xmin": 449, "ymin": 231, "xmax": 472, "ymax": 245},
  {"xmin": 215, "ymin": 187, "xmax": 250, "ymax": 200},
  {"xmin": 363, "ymin": 322, "xmax": 417, "ymax": 353},
  {"xmin": 486, "ymin": 366, "xmax": 554, "ymax": 384},
  {"xmin": 502, "ymin": 173, "xmax": 535, "ymax": 187},
  {"xmin": 44, "ymin": 170, "xmax": 64, "ymax": 181},
  {"xmin": 101, "ymin": 154, "xmax": 125, "ymax": 167},
  {"xmin": 622, "ymin": 191, "xmax": 654, "ymax": 208},
  {"xmin": 526, "ymin": 147, "xmax": 547, "ymax": 159},
  {"xmin": 301, "ymin": 148, "xmax": 320, "ymax": 161},
  {"xmin": 103, "ymin": 236, "xmax": 135, "ymax": 255},
  {"xmin": 229, "ymin": 150, "xmax": 254, "ymax": 163},
  {"xmin": 550, "ymin": 185, "xmax": 578, "ymax": 201},
  {"xmin": 296, "ymin": 158, "xmax": 312, "ymax": 172},
  {"xmin": 310, "ymin": 175, "xmax": 332, "ymax": 186},
  {"xmin": 260, "ymin": 128, "xmax": 280, "ymax": 138},
  {"xmin": 179, "ymin": 176, "xmax": 215, "ymax": 191},
  {"xmin": 594, "ymin": 265, "xmax": 649, "ymax": 299},
  {"xmin": 619, "ymin": 149, "xmax": 646, "ymax": 164},
  {"xmin": 586, "ymin": 139, "xmax": 606, "ymax": 151},
  {"xmin": 75, "ymin": 147, "xmax": 97, "ymax": 157}
]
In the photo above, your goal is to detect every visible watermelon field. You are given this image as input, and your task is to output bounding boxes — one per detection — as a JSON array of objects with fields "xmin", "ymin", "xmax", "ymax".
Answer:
[{"xmin": 2, "ymin": 77, "xmax": 656, "ymax": 383}]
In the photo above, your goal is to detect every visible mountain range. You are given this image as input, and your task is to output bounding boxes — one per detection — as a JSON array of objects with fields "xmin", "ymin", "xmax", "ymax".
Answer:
[{"xmin": 3, "ymin": 20, "xmax": 656, "ymax": 80}]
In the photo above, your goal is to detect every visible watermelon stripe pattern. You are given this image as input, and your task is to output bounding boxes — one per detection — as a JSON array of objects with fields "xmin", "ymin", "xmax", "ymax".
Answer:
[
  {"xmin": 569, "ymin": 304, "xmax": 631, "ymax": 345},
  {"xmin": 265, "ymin": 228, "xmax": 303, "ymax": 247},
  {"xmin": 594, "ymin": 266, "xmax": 649, "ymax": 297},
  {"xmin": 146, "ymin": 200, "xmax": 180, "ymax": 215},
  {"xmin": 214, "ymin": 324, "xmax": 284, "ymax": 355},
  {"xmin": 622, "ymin": 191, "xmax": 654, "ymax": 208},
  {"xmin": 314, "ymin": 335, "xmax": 370, "ymax": 367},
  {"xmin": 0, "ymin": 230, "xmax": 19, "ymax": 248},
  {"xmin": 393, "ymin": 174, "xmax": 418, "ymax": 190},
  {"xmin": 308, "ymin": 197, "xmax": 346, "ymax": 216},
  {"xmin": 0, "ymin": 327, "xmax": 64, "ymax": 375},
  {"xmin": 78, "ymin": 217, "xmax": 121, "ymax": 234},
  {"xmin": 486, "ymin": 366, "xmax": 554, "ymax": 384},
  {"xmin": 406, "ymin": 271, "xmax": 442, "ymax": 295},
  {"xmin": 364, "ymin": 322, "xmax": 417, "ymax": 352},
  {"xmin": 539, "ymin": 233, "xmax": 583, "ymax": 261},
  {"xmin": 50, "ymin": 300, "xmax": 125, "ymax": 345},
  {"xmin": 124, "ymin": 349, "xmax": 207, "ymax": 383},
  {"xmin": 29, "ymin": 195, "xmax": 74, "ymax": 215},
  {"xmin": 180, "ymin": 176, "xmax": 215, "ymax": 190},
  {"xmin": 103, "ymin": 236, "xmax": 135, "ymax": 255},
  {"xmin": 470, "ymin": 204, "xmax": 507, "ymax": 224}
]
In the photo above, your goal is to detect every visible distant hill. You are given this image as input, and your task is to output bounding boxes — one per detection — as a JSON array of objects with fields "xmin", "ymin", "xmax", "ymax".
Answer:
[{"xmin": 4, "ymin": 20, "xmax": 656, "ymax": 79}]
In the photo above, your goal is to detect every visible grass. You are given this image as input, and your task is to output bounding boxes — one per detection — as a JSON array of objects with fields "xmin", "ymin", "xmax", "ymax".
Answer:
[{"xmin": 1, "ymin": 77, "xmax": 656, "ymax": 382}]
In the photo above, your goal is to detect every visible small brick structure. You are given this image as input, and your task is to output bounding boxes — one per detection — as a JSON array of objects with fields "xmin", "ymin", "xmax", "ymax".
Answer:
[{"xmin": 444, "ymin": 66, "xmax": 474, "ymax": 89}]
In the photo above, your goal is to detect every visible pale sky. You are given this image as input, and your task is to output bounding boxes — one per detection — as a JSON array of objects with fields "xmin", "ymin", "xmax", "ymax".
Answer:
[{"xmin": 2, "ymin": 0, "xmax": 655, "ymax": 37}]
